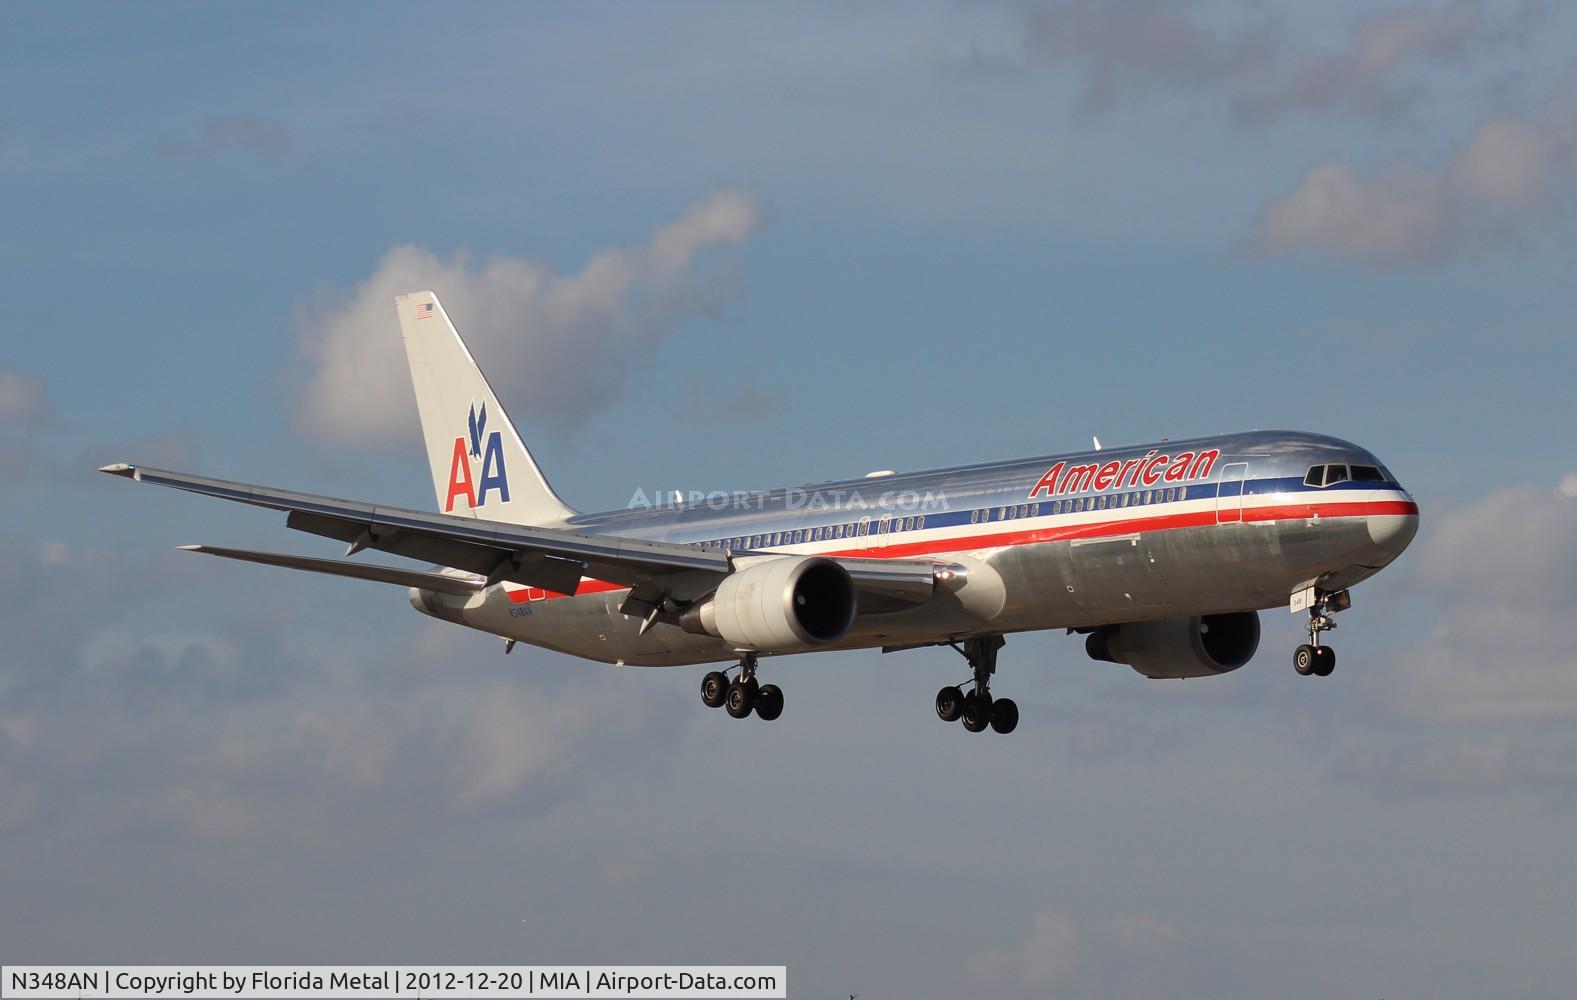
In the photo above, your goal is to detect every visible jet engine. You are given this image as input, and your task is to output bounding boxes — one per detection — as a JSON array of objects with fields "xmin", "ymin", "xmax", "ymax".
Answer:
[
  {"xmin": 681, "ymin": 556, "xmax": 857, "ymax": 651},
  {"xmin": 1085, "ymin": 611, "xmax": 1260, "ymax": 679}
]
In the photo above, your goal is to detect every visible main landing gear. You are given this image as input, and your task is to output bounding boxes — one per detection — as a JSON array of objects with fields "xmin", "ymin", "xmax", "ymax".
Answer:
[
  {"xmin": 935, "ymin": 634, "xmax": 1018, "ymax": 735},
  {"xmin": 1293, "ymin": 589, "xmax": 1350, "ymax": 678},
  {"xmin": 700, "ymin": 654, "xmax": 784, "ymax": 722}
]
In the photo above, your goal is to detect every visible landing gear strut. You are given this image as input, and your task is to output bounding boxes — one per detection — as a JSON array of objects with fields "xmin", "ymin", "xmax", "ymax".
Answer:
[
  {"xmin": 1294, "ymin": 589, "xmax": 1348, "ymax": 678},
  {"xmin": 936, "ymin": 635, "xmax": 1018, "ymax": 734},
  {"xmin": 701, "ymin": 654, "xmax": 783, "ymax": 721}
]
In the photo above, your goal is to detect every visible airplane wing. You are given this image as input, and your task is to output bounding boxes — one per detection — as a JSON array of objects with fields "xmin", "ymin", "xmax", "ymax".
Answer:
[{"xmin": 101, "ymin": 463, "xmax": 941, "ymax": 606}]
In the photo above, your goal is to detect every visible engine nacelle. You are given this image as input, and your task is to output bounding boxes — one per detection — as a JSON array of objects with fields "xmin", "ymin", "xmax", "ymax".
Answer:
[
  {"xmin": 681, "ymin": 556, "xmax": 857, "ymax": 651},
  {"xmin": 1085, "ymin": 611, "xmax": 1260, "ymax": 679}
]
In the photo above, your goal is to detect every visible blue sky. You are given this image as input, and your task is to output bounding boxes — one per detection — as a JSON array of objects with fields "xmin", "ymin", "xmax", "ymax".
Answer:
[{"xmin": 4, "ymin": 2, "xmax": 1577, "ymax": 996}]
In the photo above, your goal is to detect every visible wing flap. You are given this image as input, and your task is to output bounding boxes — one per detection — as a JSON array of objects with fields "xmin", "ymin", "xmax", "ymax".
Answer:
[
  {"xmin": 103, "ymin": 463, "xmax": 731, "ymax": 593},
  {"xmin": 177, "ymin": 545, "xmax": 485, "ymax": 596}
]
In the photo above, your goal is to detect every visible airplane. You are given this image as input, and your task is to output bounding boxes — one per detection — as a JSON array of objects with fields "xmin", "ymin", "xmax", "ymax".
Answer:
[{"xmin": 102, "ymin": 291, "xmax": 1419, "ymax": 734}]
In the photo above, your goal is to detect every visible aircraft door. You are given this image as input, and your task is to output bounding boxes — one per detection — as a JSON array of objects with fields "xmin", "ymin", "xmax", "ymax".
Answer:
[
  {"xmin": 1216, "ymin": 463, "xmax": 1248, "ymax": 524},
  {"xmin": 874, "ymin": 513, "xmax": 892, "ymax": 548}
]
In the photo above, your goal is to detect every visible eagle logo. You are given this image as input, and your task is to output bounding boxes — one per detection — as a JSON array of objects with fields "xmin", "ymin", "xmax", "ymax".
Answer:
[{"xmin": 468, "ymin": 402, "xmax": 488, "ymax": 459}]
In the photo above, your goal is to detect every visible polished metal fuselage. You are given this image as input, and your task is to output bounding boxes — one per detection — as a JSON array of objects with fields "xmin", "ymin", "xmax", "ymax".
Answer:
[{"xmin": 413, "ymin": 430, "xmax": 1419, "ymax": 666}]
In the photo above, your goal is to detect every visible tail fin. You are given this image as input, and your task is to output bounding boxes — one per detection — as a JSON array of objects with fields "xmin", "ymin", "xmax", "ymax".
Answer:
[{"xmin": 396, "ymin": 291, "xmax": 578, "ymax": 525}]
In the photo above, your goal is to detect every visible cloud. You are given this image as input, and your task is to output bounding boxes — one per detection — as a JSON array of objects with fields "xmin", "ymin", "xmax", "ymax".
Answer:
[
  {"xmin": 0, "ymin": 529, "xmax": 687, "ymax": 844},
  {"xmin": 979, "ymin": 1, "xmax": 1533, "ymax": 123},
  {"xmin": 294, "ymin": 187, "xmax": 762, "ymax": 447},
  {"xmin": 1392, "ymin": 478, "xmax": 1577, "ymax": 720},
  {"xmin": 1234, "ymin": 0, "xmax": 1491, "ymax": 122},
  {"xmin": 1013, "ymin": 1, "xmax": 1281, "ymax": 116},
  {"xmin": 0, "ymin": 370, "xmax": 47, "ymax": 483},
  {"xmin": 968, "ymin": 910, "xmax": 1082, "ymax": 990},
  {"xmin": 1251, "ymin": 103, "xmax": 1577, "ymax": 262},
  {"xmin": 155, "ymin": 115, "xmax": 295, "ymax": 161},
  {"xmin": 0, "ymin": 368, "xmax": 45, "ymax": 424}
]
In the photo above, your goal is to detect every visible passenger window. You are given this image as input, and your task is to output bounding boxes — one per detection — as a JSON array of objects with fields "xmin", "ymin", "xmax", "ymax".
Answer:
[
  {"xmin": 1179, "ymin": 486, "xmax": 1187, "ymax": 501},
  {"xmin": 997, "ymin": 507, "xmax": 1007, "ymax": 520},
  {"xmin": 1304, "ymin": 466, "xmax": 1324, "ymax": 487},
  {"xmin": 1018, "ymin": 505, "xmax": 1027, "ymax": 518},
  {"xmin": 1325, "ymin": 465, "xmax": 1350, "ymax": 485},
  {"xmin": 1352, "ymin": 465, "xmax": 1384, "ymax": 482},
  {"xmin": 1030, "ymin": 504, "xmax": 1039, "ymax": 517},
  {"xmin": 916, "ymin": 515, "xmax": 925, "ymax": 529}
]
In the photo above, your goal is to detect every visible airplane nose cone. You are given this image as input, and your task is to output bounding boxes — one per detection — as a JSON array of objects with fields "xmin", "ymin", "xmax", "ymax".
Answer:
[{"xmin": 1366, "ymin": 490, "xmax": 1419, "ymax": 555}]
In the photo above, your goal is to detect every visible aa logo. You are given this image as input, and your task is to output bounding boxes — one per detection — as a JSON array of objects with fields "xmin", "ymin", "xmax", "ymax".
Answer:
[{"xmin": 445, "ymin": 402, "xmax": 510, "ymax": 511}]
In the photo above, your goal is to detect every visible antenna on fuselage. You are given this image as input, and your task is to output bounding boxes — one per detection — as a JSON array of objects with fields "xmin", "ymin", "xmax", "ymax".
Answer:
[{"xmin": 1092, "ymin": 436, "xmax": 1102, "ymax": 451}]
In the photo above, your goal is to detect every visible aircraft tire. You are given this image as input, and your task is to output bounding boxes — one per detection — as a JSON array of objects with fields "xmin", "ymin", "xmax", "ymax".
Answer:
[
  {"xmin": 936, "ymin": 686, "xmax": 965, "ymax": 722},
  {"xmin": 701, "ymin": 671, "xmax": 730, "ymax": 708},
  {"xmin": 755, "ymin": 684, "xmax": 784, "ymax": 721},
  {"xmin": 725, "ymin": 680, "xmax": 756, "ymax": 718},
  {"xmin": 961, "ymin": 693, "xmax": 993, "ymax": 733},
  {"xmin": 1312, "ymin": 646, "xmax": 1335, "ymax": 677},
  {"xmin": 989, "ymin": 698, "xmax": 1019, "ymax": 734},
  {"xmin": 1294, "ymin": 644, "xmax": 1317, "ymax": 675}
]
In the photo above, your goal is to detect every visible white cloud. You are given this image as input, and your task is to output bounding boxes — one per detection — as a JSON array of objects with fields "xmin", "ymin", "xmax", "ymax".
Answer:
[
  {"xmin": 0, "ymin": 369, "xmax": 45, "ymax": 424},
  {"xmin": 1236, "ymin": 0, "xmax": 1486, "ymax": 122},
  {"xmin": 156, "ymin": 115, "xmax": 295, "ymax": 161},
  {"xmin": 1394, "ymin": 479, "xmax": 1577, "ymax": 720},
  {"xmin": 986, "ymin": 1, "xmax": 1531, "ymax": 123},
  {"xmin": 967, "ymin": 910, "xmax": 1081, "ymax": 989},
  {"xmin": 294, "ymin": 187, "xmax": 762, "ymax": 447},
  {"xmin": 1252, "ymin": 105, "xmax": 1577, "ymax": 262},
  {"xmin": 1013, "ymin": 1, "xmax": 1280, "ymax": 115}
]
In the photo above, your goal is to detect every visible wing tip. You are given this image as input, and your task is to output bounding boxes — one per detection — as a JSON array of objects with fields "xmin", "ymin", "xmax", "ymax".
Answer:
[{"xmin": 98, "ymin": 462, "xmax": 138, "ymax": 478}]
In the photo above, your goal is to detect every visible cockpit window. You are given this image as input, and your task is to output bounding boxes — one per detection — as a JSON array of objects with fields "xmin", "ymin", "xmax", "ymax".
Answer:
[
  {"xmin": 1303, "ymin": 466, "xmax": 1324, "ymax": 487},
  {"xmin": 1324, "ymin": 465, "xmax": 1350, "ymax": 485},
  {"xmin": 1351, "ymin": 465, "xmax": 1384, "ymax": 482}
]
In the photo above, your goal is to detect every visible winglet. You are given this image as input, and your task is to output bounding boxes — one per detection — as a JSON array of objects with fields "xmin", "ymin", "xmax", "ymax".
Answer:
[{"xmin": 98, "ymin": 463, "xmax": 139, "ymax": 479}]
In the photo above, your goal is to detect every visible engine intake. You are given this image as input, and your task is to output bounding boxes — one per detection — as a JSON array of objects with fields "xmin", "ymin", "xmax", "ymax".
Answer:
[
  {"xmin": 681, "ymin": 556, "xmax": 857, "ymax": 651},
  {"xmin": 1085, "ymin": 611, "xmax": 1260, "ymax": 679}
]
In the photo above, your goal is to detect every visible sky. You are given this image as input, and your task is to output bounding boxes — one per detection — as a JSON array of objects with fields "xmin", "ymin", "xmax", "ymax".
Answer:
[{"xmin": 3, "ymin": 1, "xmax": 1577, "ymax": 996}]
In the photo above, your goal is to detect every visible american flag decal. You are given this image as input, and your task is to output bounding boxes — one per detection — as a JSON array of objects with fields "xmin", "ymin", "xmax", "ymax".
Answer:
[{"xmin": 417, "ymin": 302, "xmax": 433, "ymax": 320}]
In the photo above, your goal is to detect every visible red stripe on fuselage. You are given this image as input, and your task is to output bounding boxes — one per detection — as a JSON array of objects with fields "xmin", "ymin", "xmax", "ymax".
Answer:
[{"xmin": 503, "ymin": 498, "xmax": 1419, "ymax": 604}]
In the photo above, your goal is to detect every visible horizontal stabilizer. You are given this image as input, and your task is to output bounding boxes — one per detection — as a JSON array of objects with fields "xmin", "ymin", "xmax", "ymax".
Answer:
[{"xmin": 177, "ymin": 544, "xmax": 484, "ymax": 596}]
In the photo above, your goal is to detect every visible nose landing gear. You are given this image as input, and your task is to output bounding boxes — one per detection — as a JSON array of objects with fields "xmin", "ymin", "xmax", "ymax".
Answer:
[
  {"xmin": 1293, "ymin": 589, "xmax": 1348, "ymax": 677},
  {"xmin": 701, "ymin": 654, "xmax": 784, "ymax": 721},
  {"xmin": 935, "ymin": 635, "xmax": 1018, "ymax": 734}
]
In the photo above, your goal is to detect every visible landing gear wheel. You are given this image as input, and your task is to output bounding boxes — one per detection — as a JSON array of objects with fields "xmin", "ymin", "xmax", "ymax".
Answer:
[
  {"xmin": 1294, "ymin": 644, "xmax": 1317, "ymax": 676},
  {"xmin": 725, "ymin": 680, "xmax": 757, "ymax": 718},
  {"xmin": 989, "ymin": 697, "xmax": 1019, "ymax": 734},
  {"xmin": 755, "ymin": 684, "xmax": 784, "ymax": 721},
  {"xmin": 962, "ymin": 692, "xmax": 993, "ymax": 733},
  {"xmin": 936, "ymin": 686, "xmax": 965, "ymax": 723},
  {"xmin": 1312, "ymin": 645, "xmax": 1335, "ymax": 677},
  {"xmin": 701, "ymin": 671, "xmax": 729, "ymax": 708}
]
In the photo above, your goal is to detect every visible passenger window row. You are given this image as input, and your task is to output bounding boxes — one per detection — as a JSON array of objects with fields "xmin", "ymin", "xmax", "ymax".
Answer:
[
  {"xmin": 695, "ymin": 483, "xmax": 1198, "ymax": 549},
  {"xmin": 973, "ymin": 486, "xmax": 1188, "ymax": 523},
  {"xmin": 701, "ymin": 514, "xmax": 929, "ymax": 551}
]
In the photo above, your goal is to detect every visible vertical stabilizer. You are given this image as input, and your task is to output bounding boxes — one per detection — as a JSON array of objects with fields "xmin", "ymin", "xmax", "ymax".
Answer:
[{"xmin": 395, "ymin": 291, "xmax": 577, "ymax": 525}]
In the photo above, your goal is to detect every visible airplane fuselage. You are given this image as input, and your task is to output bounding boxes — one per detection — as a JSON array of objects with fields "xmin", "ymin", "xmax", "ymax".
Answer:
[{"xmin": 411, "ymin": 430, "xmax": 1418, "ymax": 667}]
